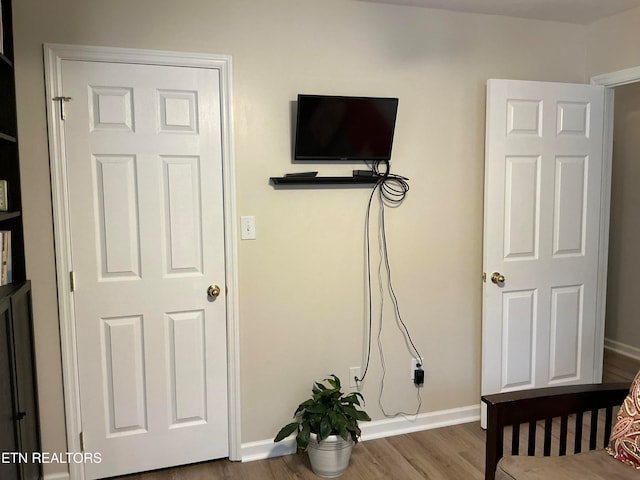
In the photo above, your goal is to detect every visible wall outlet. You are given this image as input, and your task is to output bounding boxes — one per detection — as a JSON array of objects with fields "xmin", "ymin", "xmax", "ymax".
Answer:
[
  {"xmin": 349, "ymin": 366, "xmax": 361, "ymax": 387},
  {"xmin": 410, "ymin": 357, "xmax": 424, "ymax": 379}
]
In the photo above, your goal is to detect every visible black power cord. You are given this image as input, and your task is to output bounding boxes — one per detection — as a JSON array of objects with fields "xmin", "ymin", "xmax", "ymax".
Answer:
[{"xmin": 355, "ymin": 161, "xmax": 423, "ymax": 417}]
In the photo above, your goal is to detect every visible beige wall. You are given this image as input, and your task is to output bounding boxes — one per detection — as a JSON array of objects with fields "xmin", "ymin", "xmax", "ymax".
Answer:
[
  {"xmin": 587, "ymin": 5, "xmax": 640, "ymax": 77},
  {"xmin": 13, "ymin": 0, "xmax": 589, "ymax": 476},
  {"xmin": 605, "ymin": 82, "xmax": 640, "ymax": 349},
  {"xmin": 587, "ymin": 7, "xmax": 640, "ymax": 350}
]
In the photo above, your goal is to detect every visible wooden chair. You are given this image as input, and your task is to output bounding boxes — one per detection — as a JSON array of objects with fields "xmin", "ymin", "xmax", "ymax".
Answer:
[{"xmin": 481, "ymin": 383, "xmax": 629, "ymax": 480}]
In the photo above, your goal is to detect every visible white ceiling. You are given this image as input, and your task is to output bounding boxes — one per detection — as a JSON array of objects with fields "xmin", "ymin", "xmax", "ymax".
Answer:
[{"xmin": 358, "ymin": 0, "xmax": 640, "ymax": 24}]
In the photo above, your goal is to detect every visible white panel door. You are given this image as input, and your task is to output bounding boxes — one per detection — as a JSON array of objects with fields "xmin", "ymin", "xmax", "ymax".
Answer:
[
  {"xmin": 482, "ymin": 80, "xmax": 605, "ymax": 408},
  {"xmin": 62, "ymin": 60, "xmax": 228, "ymax": 479}
]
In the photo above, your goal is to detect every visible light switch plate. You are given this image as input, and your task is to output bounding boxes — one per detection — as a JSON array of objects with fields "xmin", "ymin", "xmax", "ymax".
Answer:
[{"xmin": 240, "ymin": 216, "xmax": 256, "ymax": 240}]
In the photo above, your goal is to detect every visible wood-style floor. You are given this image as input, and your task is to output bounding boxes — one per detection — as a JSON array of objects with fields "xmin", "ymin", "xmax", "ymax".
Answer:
[
  {"xmin": 602, "ymin": 348, "xmax": 640, "ymax": 383},
  {"xmin": 111, "ymin": 350, "xmax": 639, "ymax": 480}
]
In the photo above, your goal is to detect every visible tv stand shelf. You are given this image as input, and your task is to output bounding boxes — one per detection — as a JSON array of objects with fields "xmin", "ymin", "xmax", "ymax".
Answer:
[{"xmin": 270, "ymin": 176, "xmax": 380, "ymax": 186}]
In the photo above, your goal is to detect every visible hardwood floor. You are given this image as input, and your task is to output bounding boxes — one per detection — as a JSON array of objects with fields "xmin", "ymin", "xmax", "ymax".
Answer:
[
  {"xmin": 110, "ymin": 422, "xmax": 487, "ymax": 480},
  {"xmin": 603, "ymin": 348, "xmax": 640, "ymax": 383},
  {"xmin": 110, "ymin": 350, "xmax": 639, "ymax": 480}
]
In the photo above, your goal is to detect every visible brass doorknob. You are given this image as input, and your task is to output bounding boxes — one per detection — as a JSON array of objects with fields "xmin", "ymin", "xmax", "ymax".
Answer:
[
  {"xmin": 491, "ymin": 272, "xmax": 505, "ymax": 285},
  {"xmin": 207, "ymin": 285, "xmax": 221, "ymax": 299}
]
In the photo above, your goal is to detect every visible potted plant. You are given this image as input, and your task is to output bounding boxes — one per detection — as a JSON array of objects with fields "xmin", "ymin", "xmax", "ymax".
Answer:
[{"xmin": 274, "ymin": 374, "xmax": 371, "ymax": 478}]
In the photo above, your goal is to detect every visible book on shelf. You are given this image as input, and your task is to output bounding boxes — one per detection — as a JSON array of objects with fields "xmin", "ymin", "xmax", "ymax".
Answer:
[
  {"xmin": 0, "ymin": 0, "xmax": 3, "ymax": 57},
  {"xmin": 0, "ymin": 180, "xmax": 7, "ymax": 211},
  {"xmin": 0, "ymin": 230, "xmax": 11, "ymax": 286}
]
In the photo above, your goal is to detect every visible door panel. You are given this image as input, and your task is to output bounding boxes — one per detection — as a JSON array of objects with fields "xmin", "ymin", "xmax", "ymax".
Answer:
[
  {"xmin": 102, "ymin": 315, "xmax": 146, "ymax": 435},
  {"xmin": 504, "ymin": 155, "xmax": 540, "ymax": 258},
  {"xmin": 167, "ymin": 310, "xmax": 207, "ymax": 425},
  {"xmin": 482, "ymin": 80, "xmax": 605, "ymax": 410},
  {"xmin": 502, "ymin": 290, "xmax": 535, "ymax": 390},
  {"xmin": 553, "ymin": 156, "xmax": 588, "ymax": 255},
  {"xmin": 549, "ymin": 285, "xmax": 582, "ymax": 381},
  {"xmin": 63, "ymin": 60, "xmax": 228, "ymax": 479},
  {"xmin": 162, "ymin": 156, "xmax": 203, "ymax": 273},
  {"xmin": 95, "ymin": 155, "xmax": 141, "ymax": 279}
]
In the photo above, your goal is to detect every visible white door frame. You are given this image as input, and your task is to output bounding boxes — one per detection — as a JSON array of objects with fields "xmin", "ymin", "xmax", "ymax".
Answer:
[
  {"xmin": 43, "ymin": 43, "xmax": 242, "ymax": 479},
  {"xmin": 591, "ymin": 65, "xmax": 640, "ymax": 381}
]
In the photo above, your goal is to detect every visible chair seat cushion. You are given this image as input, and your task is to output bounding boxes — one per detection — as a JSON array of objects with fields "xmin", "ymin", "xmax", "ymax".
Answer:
[
  {"xmin": 607, "ymin": 369, "xmax": 640, "ymax": 468},
  {"xmin": 495, "ymin": 450, "xmax": 638, "ymax": 480}
]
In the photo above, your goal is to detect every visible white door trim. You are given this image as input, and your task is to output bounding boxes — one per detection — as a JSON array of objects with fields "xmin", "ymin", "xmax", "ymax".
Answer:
[
  {"xmin": 590, "ymin": 65, "xmax": 640, "ymax": 382},
  {"xmin": 43, "ymin": 44, "xmax": 241, "ymax": 479}
]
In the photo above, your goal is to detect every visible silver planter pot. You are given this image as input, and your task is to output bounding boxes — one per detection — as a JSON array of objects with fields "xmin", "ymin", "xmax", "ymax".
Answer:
[{"xmin": 306, "ymin": 433, "xmax": 355, "ymax": 478}]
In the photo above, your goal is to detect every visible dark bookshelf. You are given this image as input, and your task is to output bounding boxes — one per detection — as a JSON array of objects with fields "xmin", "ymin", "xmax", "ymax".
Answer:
[
  {"xmin": 0, "ymin": 1, "xmax": 41, "ymax": 479},
  {"xmin": 0, "ymin": 0, "xmax": 24, "ymax": 286}
]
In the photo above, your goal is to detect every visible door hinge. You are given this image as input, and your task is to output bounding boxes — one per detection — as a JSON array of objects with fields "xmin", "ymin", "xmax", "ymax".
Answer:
[
  {"xmin": 52, "ymin": 96, "xmax": 72, "ymax": 120},
  {"xmin": 70, "ymin": 271, "xmax": 75, "ymax": 292},
  {"xmin": 80, "ymin": 431, "xmax": 85, "ymax": 452}
]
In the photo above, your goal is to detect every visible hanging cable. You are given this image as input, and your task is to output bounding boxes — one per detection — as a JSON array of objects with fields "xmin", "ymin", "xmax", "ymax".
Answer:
[
  {"xmin": 356, "ymin": 161, "xmax": 423, "ymax": 416},
  {"xmin": 355, "ymin": 180, "xmax": 378, "ymax": 384},
  {"xmin": 379, "ymin": 186, "xmax": 423, "ymax": 362}
]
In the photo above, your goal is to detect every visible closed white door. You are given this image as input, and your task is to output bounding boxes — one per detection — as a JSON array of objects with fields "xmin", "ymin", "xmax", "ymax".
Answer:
[
  {"xmin": 482, "ymin": 80, "xmax": 605, "ymax": 409},
  {"xmin": 62, "ymin": 60, "xmax": 228, "ymax": 479}
]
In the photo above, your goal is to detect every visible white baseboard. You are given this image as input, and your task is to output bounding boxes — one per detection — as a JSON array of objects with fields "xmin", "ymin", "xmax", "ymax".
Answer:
[
  {"xmin": 605, "ymin": 338, "xmax": 640, "ymax": 361},
  {"xmin": 240, "ymin": 403, "xmax": 480, "ymax": 462},
  {"xmin": 44, "ymin": 473, "xmax": 70, "ymax": 480}
]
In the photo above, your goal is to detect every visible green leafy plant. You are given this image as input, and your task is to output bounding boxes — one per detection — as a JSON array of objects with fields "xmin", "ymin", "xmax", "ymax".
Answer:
[{"xmin": 274, "ymin": 374, "xmax": 371, "ymax": 451}]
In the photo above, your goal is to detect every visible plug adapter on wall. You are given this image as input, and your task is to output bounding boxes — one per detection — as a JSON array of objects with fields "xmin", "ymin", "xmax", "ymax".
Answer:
[
  {"xmin": 349, "ymin": 366, "xmax": 361, "ymax": 387},
  {"xmin": 410, "ymin": 357, "xmax": 423, "ymax": 379}
]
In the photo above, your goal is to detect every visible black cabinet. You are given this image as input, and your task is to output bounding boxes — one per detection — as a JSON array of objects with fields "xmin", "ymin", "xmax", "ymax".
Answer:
[
  {"xmin": 0, "ymin": 299, "xmax": 20, "ymax": 480},
  {"xmin": 0, "ymin": 282, "xmax": 40, "ymax": 480}
]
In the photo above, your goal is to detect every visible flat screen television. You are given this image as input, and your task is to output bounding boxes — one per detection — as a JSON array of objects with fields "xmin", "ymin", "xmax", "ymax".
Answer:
[{"xmin": 294, "ymin": 94, "xmax": 399, "ymax": 161}]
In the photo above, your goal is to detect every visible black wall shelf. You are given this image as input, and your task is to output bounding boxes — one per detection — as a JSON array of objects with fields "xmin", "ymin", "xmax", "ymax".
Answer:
[
  {"xmin": 0, "ymin": 212, "xmax": 21, "ymax": 222},
  {"xmin": 0, "ymin": 54, "xmax": 13, "ymax": 68},
  {"xmin": 270, "ymin": 176, "xmax": 380, "ymax": 186}
]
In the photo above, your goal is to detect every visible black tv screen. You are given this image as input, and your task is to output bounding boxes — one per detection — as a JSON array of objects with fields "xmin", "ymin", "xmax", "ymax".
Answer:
[{"xmin": 294, "ymin": 95, "xmax": 398, "ymax": 161}]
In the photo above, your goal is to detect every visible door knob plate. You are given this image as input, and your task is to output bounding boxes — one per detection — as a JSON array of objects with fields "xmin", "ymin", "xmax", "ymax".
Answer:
[{"xmin": 207, "ymin": 285, "xmax": 221, "ymax": 299}]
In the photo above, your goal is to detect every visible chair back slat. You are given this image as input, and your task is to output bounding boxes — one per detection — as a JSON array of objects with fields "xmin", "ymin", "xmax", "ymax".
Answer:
[
  {"xmin": 511, "ymin": 423, "xmax": 520, "ymax": 455},
  {"xmin": 589, "ymin": 408, "xmax": 599, "ymax": 450},
  {"xmin": 559, "ymin": 415, "xmax": 568, "ymax": 455},
  {"xmin": 604, "ymin": 406, "xmax": 614, "ymax": 449},
  {"xmin": 543, "ymin": 418, "xmax": 552, "ymax": 456},
  {"xmin": 574, "ymin": 411, "xmax": 583, "ymax": 453},
  {"xmin": 527, "ymin": 421, "xmax": 536, "ymax": 455}
]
